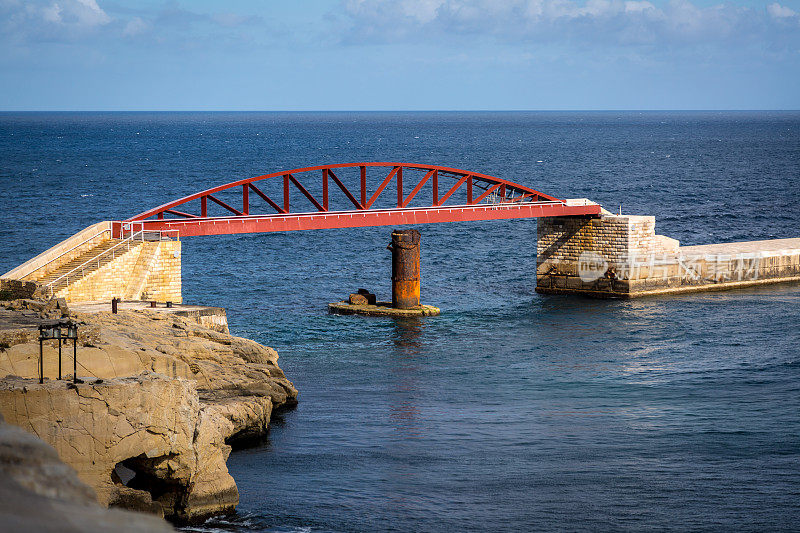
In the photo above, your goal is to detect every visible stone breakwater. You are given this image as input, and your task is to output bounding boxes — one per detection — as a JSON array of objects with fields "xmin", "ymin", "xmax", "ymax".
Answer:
[
  {"xmin": 537, "ymin": 213, "xmax": 800, "ymax": 297},
  {"xmin": 0, "ymin": 301, "xmax": 297, "ymax": 524}
]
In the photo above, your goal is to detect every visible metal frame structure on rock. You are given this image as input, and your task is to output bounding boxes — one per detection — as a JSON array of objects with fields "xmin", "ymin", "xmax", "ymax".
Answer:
[{"xmin": 117, "ymin": 163, "xmax": 601, "ymax": 237}]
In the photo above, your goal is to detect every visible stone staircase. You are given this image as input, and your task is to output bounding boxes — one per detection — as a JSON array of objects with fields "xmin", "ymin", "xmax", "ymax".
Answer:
[
  {"xmin": 32, "ymin": 239, "xmax": 144, "ymax": 298},
  {"xmin": 3, "ymin": 221, "xmax": 182, "ymax": 304}
]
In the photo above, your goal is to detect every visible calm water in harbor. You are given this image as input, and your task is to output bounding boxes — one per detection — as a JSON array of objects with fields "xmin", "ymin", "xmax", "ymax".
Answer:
[{"xmin": 1, "ymin": 112, "xmax": 799, "ymax": 531}]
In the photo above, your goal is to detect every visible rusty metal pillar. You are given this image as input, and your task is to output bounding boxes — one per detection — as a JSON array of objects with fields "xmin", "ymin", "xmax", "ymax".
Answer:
[{"xmin": 388, "ymin": 229, "xmax": 421, "ymax": 309}]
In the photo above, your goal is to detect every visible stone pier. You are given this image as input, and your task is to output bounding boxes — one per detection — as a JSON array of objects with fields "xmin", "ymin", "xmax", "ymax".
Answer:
[
  {"xmin": 1, "ymin": 221, "xmax": 181, "ymax": 304},
  {"xmin": 536, "ymin": 213, "xmax": 800, "ymax": 298}
]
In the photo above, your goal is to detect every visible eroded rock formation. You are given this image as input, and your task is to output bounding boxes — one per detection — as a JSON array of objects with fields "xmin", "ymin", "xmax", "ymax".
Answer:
[
  {"xmin": 0, "ymin": 412, "xmax": 174, "ymax": 532},
  {"xmin": 0, "ymin": 303, "xmax": 297, "ymax": 523}
]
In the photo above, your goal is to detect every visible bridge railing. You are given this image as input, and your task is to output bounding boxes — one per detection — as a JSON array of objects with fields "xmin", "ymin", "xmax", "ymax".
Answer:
[
  {"xmin": 124, "ymin": 163, "xmax": 563, "ymax": 224},
  {"xmin": 118, "ymin": 223, "xmax": 179, "ymax": 241}
]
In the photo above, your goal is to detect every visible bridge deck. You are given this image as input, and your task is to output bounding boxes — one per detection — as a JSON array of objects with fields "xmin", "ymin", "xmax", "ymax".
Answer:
[{"xmin": 117, "ymin": 201, "xmax": 601, "ymax": 237}]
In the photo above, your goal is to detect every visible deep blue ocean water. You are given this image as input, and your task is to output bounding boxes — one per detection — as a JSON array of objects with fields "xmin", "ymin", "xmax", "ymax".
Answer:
[{"xmin": 1, "ymin": 111, "xmax": 799, "ymax": 532}]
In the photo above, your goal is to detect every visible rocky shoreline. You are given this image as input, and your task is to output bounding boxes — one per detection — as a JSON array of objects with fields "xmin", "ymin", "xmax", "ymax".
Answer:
[
  {"xmin": 0, "ymin": 412, "xmax": 175, "ymax": 532},
  {"xmin": 0, "ymin": 299, "xmax": 297, "ymax": 527}
]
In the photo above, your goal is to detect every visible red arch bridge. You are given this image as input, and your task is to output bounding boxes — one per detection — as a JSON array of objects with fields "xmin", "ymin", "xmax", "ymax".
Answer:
[{"xmin": 114, "ymin": 163, "xmax": 601, "ymax": 237}]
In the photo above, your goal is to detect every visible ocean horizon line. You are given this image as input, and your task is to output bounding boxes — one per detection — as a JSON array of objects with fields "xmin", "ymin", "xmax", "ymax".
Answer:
[{"xmin": 1, "ymin": 109, "xmax": 799, "ymax": 113}]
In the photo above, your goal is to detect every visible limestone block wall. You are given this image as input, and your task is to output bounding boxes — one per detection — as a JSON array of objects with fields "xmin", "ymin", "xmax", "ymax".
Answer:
[
  {"xmin": 141, "ymin": 240, "xmax": 182, "ymax": 304},
  {"xmin": 537, "ymin": 214, "xmax": 678, "ymax": 278},
  {"xmin": 537, "ymin": 214, "xmax": 800, "ymax": 297},
  {"xmin": 55, "ymin": 240, "xmax": 181, "ymax": 304},
  {"xmin": 173, "ymin": 307, "xmax": 229, "ymax": 334},
  {"xmin": 625, "ymin": 240, "xmax": 800, "ymax": 293},
  {"xmin": 124, "ymin": 242, "xmax": 159, "ymax": 300}
]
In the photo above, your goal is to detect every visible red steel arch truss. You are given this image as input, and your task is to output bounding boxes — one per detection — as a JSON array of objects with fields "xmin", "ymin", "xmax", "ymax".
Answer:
[{"xmin": 118, "ymin": 163, "xmax": 600, "ymax": 237}]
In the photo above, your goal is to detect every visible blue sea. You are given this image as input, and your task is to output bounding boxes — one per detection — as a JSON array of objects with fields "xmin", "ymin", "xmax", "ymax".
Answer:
[{"xmin": 1, "ymin": 111, "xmax": 799, "ymax": 532}]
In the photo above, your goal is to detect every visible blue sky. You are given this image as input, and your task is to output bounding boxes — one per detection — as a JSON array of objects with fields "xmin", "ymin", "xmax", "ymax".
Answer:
[{"xmin": 1, "ymin": 0, "xmax": 799, "ymax": 110}]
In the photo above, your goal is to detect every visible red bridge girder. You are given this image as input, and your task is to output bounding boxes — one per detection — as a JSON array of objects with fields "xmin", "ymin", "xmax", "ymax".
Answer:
[{"xmin": 118, "ymin": 163, "xmax": 600, "ymax": 237}]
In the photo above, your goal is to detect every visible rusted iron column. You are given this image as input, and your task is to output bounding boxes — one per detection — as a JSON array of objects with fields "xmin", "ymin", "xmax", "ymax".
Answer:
[{"xmin": 388, "ymin": 229, "xmax": 421, "ymax": 309}]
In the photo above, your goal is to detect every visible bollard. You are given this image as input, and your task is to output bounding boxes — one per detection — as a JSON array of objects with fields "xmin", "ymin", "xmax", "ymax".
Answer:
[
  {"xmin": 111, "ymin": 297, "xmax": 118, "ymax": 314},
  {"xmin": 388, "ymin": 229, "xmax": 421, "ymax": 309},
  {"xmin": 357, "ymin": 288, "xmax": 377, "ymax": 305},
  {"xmin": 38, "ymin": 336, "xmax": 43, "ymax": 384},
  {"xmin": 73, "ymin": 332, "xmax": 77, "ymax": 383},
  {"xmin": 150, "ymin": 301, "xmax": 157, "ymax": 308}
]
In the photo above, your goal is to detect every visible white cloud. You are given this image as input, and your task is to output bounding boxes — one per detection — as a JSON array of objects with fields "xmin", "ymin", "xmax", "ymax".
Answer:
[
  {"xmin": 36, "ymin": 0, "xmax": 110, "ymax": 28},
  {"xmin": 74, "ymin": 0, "xmax": 110, "ymax": 26},
  {"xmin": 123, "ymin": 16, "xmax": 148, "ymax": 37},
  {"xmin": 0, "ymin": 0, "xmax": 111, "ymax": 41},
  {"xmin": 41, "ymin": 3, "xmax": 62, "ymax": 24},
  {"xmin": 337, "ymin": 0, "xmax": 800, "ymax": 47},
  {"xmin": 767, "ymin": 3, "xmax": 797, "ymax": 19},
  {"xmin": 0, "ymin": 1, "xmax": 269, "ymax": 45},
  {"xmin": 624, "ymin": 1, "xmax": 655, "ymax": 14},
  {"xmin": 399, "ymin": 0, "xmax": 442, "ymax": 23}
]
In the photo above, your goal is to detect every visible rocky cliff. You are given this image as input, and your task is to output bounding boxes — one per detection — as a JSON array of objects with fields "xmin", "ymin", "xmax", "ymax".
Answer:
[
  {"xmin": 0, "ymin": 412, "xmax": 175, "ymax": 532},
  {"xmin": 0, "ymin": 301, "xmax": 297, "ymax": 524}
]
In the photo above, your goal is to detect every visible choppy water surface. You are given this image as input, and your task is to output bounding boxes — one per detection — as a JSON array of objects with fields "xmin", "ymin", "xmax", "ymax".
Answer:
[{"xmin": 1, "ymin": 112, "xmax": 799, "ymax": 531}]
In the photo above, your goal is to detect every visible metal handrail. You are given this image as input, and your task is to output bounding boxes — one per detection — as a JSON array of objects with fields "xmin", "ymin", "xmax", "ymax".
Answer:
[
  {"xmin": 118, "ymin": 222, "xmax": 180, "ymax": 241},
  {"xmin": 21, "ymin": 227, "xmax": 112, "ymax": 281},
  {"xmin": 45, "ymin": 227, "xmax": 171, "ymax": 297}
]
